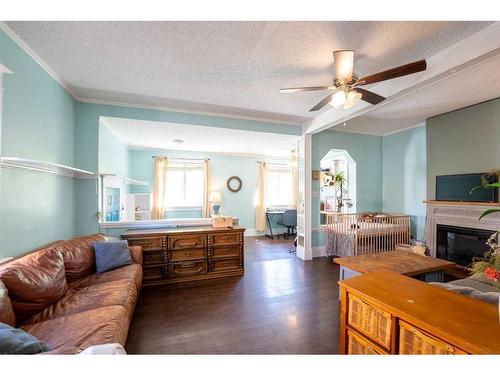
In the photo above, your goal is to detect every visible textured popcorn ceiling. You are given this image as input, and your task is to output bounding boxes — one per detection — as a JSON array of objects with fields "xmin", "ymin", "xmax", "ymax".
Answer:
[
  {"xmin": 343, "ymin": 52, "xmax": 500, "ymax": 135},
  {"xmin": 101, "ymin": 117, "xmax": 298, "ymax": 158},
  {"xmin": 5, "ymin": 21, "xmax": 493, "ymax": 127}
]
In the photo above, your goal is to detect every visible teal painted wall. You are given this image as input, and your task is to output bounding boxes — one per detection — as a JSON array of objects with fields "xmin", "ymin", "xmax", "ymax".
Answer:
[
  {"xmin": 76, "ymin": 103, "xmax": 301, "ymax": 235},
  {"xmin": 427, "ymin": 98, "xmax": 500, "ymax": 199},
  {"xmin": 311, "ymin": 129, "xmax": 383, "ymax": 227},
  {"xmin": 382, "ymin": 125, "xmax": 427, "ymax": 241},
  {"xmin": 0, "ymin": 29, "xmax": 78, "ymax": 257},
  {"xmin": 310, "ymin": 129, "xmax": 383, "ymax": 252},
  {"xmin": 98, "ymin": 123, "xmax": 130, "ymax": 176},
  {"xmin": 128, "ymin": 148, "xmax": 289, "ymax": 229}
]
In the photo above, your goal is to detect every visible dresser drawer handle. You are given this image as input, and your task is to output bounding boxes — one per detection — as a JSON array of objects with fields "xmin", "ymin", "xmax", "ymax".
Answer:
[
  {"xmin": 181, "ymin": 262, "xmax": 195, "ymax": 268},
  {"xmin": 220, "ymin": 236, "xmax": 230, "ymax": 241},
  {"xmin": 223, "ymin": 249, "xmax": 229, "ymax": 254},
  {"xmin": 184, "ymin": 251, "xmax": 192, "ymax": 256},
  {"xmin": 139, "ymin": 241, "xmax": 153, "ymax": 247},
  {"xmin": 179, "ymin": 242, "xmax": 198, "ymax": 248},
  {"xmin": 222, "ymin": 262, "xmax": 230, "ymax": 267}
]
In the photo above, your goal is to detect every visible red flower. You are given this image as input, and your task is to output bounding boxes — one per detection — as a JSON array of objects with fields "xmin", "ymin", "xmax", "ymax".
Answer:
[{"xmin": 484, "ymin": 267, "xmax": 499, "ymax": 282}]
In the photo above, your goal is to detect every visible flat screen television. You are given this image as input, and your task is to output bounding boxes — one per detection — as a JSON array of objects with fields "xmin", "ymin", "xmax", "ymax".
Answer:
[{"xmin": 435, "ymin": 173, "xmax": 498, "ymax": 202}]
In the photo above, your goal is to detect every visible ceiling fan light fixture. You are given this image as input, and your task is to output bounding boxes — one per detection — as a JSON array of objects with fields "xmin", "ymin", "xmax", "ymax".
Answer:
[
  {"xmin": 333, "ymin": 50, "xmax": 354, "ymax": 82},
  {"xmin": 344, "ymin": 91, "xmax": 362, "ymax": 109},
  {"xmin": 329, "ymin": 91, "xmax": 347, "ymax": 108}
]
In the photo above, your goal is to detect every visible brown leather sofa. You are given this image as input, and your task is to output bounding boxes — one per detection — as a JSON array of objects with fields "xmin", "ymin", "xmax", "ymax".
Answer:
[{"xmin": 0, "ymin": 234, "xmax": 142, "ymax": 354}]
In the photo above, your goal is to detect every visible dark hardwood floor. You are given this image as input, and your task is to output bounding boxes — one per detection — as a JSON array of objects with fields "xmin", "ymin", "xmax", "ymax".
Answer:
[{"xmin": 125, "ymin": 237, "xmax": 341, "ymax": 354}]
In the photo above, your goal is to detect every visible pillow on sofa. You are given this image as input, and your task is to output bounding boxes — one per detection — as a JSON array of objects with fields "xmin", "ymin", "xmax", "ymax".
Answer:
[
  {"xmin": 93, "ymin": 241, "xmax": 133, "ymax": 274},
  {"xmin": 0, "ymin": 322, "xmax": 51, "ymax": 354},
  {"xmin": 0, "ymin": 248, "xmax": 68, "ymax": 323},
  {"xmin": 430, "ymin": 282, "xmax": 500, "ymax": 305}
]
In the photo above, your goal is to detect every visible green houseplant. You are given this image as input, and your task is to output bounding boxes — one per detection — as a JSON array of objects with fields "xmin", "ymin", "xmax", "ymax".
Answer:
[{"xmin": 470, "ymin": 178, "xmax": 500, "ymax": 287}]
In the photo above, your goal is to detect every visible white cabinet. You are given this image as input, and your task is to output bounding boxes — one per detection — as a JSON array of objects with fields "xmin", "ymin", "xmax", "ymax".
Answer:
[{"xmin": 126, "ymin": 193, "xmax": 151, "ymax": 221}]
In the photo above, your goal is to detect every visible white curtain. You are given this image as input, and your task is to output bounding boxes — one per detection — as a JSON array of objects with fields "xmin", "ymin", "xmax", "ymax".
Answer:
[
  {"xmin": 202, "ymin": 159, "xmax": 211, "ymax": 218},
  {"xmin": 255, "ymin": 162, "xmax": 268, "ymax": 232},
  {"xmin": 151, "ymin": 157, "xmax": 168, "ymax": 220},
  {"xmin": 290, "ymin": 150, "xmax": 298, "ymax": 209}
]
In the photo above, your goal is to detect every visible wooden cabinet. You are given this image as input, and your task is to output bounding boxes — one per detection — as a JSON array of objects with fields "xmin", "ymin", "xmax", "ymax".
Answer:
[
  {"xmin": 122, "ymin": 226, "xmax": 245, "ymax": 286},
  {"xmin": 339, "ymin": 271, "xmax": 500, "ymax": 355}
]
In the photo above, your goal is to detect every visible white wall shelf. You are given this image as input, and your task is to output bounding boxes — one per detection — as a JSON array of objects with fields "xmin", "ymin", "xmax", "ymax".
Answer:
[
  {"xmin": 0, "ymin": 157, "xmax": 97, "ymax": 179},
  {"xmin": 100, "ymin": 173, "xmax": 149, "ymax": 186}
]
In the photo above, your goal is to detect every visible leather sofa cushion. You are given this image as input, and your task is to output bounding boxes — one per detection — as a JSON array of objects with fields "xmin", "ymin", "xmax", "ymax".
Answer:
[
  {"xmin": 0, "ymin": 248, "xmax": 68, "ymax": 323},
  {"xmin": 53, "ymin": 234, "xmax": 106, "ymax": 283},
  {"xmin": 69, "ymin": 262, "xmax": 143, "ymax": 291},
  {"xmin": 0, "ymin": 280, "xmax": 16, "ymax": 326},
  {"xmin": 25, "ymin": 278, "xmax": 139, "ymax": 325},
  {"xmin": 21, "ymin": 305, "xmax": 130, "ymax": 354}
]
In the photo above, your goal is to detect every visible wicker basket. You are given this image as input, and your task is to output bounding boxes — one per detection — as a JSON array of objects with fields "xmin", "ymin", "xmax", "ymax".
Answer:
[
  {"xmin": 347, "ymin": 328, "xmax": 387, "ymax": 354},
  {"xmin": 348, "ymin": 293, "xmax": 392, "ymax": 349},
  {"xmin": 399, "ymin": 320, "xmax": 466, "ymax": 354}
]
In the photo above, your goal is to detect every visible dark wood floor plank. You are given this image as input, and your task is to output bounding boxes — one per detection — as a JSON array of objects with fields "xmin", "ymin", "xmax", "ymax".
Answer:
[{"xmin": 125, "ymin": 237, "xmax": 340, "ymax": 354}]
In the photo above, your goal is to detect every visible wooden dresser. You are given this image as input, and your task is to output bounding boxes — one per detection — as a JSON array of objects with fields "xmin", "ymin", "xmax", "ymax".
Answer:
[
  {"xmin": 121, "ymin": 226, "xmax": 245, "ymax": 286},
  {"xmin": 339, "ymin": 271, "xmax": 500, "ymax": 354}
]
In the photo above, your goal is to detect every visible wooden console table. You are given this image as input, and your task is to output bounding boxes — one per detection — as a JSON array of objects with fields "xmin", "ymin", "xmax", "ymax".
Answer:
[
  {"xmin": 334, "ymin": 250, "xmax": 455, "ymax": 283},
  {"xmin": 339, "ymin": 271, "xmax": 500, "ymax": 354},
  {"xmin": 121, "ymin": 226, "xmax": 245, "ymax": 286}
]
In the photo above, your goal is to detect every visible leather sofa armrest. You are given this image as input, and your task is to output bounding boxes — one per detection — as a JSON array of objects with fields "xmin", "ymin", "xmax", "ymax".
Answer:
[{"xmin": 128, "ymin": 246, "xmax": 143, "ymax": 265}]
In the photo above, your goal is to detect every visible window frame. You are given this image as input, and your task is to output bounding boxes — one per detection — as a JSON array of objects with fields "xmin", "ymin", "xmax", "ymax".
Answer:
[
  {"xmin": 266, "ymin": 166, "xmax": 293, "ymax": 208},
  {"xmin": 165, "ymin": 162, "xmax": 204, "ymax": 210}
]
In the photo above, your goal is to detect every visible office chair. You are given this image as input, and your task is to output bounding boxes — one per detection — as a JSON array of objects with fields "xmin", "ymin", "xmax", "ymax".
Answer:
[{"xmin": 279, "ymin": 209, "xmax": 297, "ymax": 239}]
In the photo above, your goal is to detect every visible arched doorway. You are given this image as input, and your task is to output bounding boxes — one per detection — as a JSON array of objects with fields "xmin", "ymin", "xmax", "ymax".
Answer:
[{"xmin": 319, "ymin": 149, "xmax": 357, "ymax": 223}]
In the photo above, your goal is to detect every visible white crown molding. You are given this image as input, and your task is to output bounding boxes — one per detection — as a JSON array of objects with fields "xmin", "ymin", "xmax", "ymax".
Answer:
[
  {"xmin": 0, "ymin": 22, "xmax": 78, "ymax": 98},
  {"xmin": 326, "ymin": 126, "xmax": 381, "ymax": 137},
  {"xmin": 80, "ymin": 97, "xmax": 304, "ymax": 126},
  {"xmin": 127, "ymin": 145, "xmax": 294, "ymax": 160},
  {"xmin": 0, "ymin": 63, "xmax": 12, "ymax": 74},
  {"xmin": 382, "ymin": 122, "xmax": 426, "ymax": 137}
]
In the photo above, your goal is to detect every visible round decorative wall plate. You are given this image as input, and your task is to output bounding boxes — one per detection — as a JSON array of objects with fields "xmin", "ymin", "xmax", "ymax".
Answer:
[{"xmin": 226, "ymin": 176, "xmax": 242, "ymax": 192}]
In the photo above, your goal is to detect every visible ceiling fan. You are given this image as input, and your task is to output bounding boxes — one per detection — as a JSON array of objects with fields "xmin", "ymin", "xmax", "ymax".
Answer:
[{"xmin": 280, "ymin": 50, "xmax": 427, "ymax": 112}]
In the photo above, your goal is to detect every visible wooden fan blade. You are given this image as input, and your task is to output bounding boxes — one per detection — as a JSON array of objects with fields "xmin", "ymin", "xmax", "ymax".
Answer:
[
  {"xmin": 357, "ymin": 59, "xmax": 427, "ymax": 86},
  {"xmin": 353, "ymin": 88, "xmax": 386, "ymax": 105},
  {"xmin": 280, "ymin": 86, "xmax": 332, "ymax": 93},
  {"xmin": 309, "ymin": 93, "xmax": 334, "ymax": 112}
]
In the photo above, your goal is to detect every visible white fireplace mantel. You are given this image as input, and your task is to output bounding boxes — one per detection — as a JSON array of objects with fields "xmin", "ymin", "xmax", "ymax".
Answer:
[{"xmin": 424, "ymin": 201, "xmax": 500, "ymax": 257}]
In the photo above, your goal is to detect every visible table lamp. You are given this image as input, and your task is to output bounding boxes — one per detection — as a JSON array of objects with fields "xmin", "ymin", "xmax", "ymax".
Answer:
[{"xmin": 209, "ymin": 191, "xmax": 222, "ymax": 216}]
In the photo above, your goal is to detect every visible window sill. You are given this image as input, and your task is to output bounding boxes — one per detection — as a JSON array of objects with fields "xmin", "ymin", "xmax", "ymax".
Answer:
[{"xmin": 165, "ymin": 206, "xmax": 203, "ymax": 212}]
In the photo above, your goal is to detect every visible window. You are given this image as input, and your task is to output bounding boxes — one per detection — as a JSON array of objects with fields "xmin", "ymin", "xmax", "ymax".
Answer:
[
  {"xmin": 266, "ymin": 168, "xmax": 292, "ymax": 207},
  {"xmin": 166, "ymin": 163, "xmax": 204, "ymax": 208}
]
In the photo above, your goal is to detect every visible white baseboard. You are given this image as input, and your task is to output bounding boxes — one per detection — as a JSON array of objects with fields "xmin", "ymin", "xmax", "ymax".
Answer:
[{"xmin": 245, "ymin": 228, "xmax": 288, "ymax": 237}]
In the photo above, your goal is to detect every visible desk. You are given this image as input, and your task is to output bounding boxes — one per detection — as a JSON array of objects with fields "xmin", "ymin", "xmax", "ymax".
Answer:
[{"xmin": 265, "ymin": 210, "xmax": 284, "ymax": 239}]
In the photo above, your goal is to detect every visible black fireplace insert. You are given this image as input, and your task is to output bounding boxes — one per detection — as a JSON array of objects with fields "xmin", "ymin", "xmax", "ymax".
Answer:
[{"xmin": 436, "ymin": 225, "xmax": 495, "ymax": 267}]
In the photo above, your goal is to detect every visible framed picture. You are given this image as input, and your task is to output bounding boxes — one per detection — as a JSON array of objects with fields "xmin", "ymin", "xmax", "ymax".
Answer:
[{"xmin": 325, "ymin": 196, "xmax": 336, "ymax": 211}]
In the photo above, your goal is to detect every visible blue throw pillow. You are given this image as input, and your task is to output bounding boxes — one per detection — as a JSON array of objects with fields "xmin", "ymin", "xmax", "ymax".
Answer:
[
  {"xmin": 0, "ymin": 322, "xmax": 51, "ymax": 354},
  {"xmin": 93, "ymin": 240, "xmax": 134, "ymax": 274}
]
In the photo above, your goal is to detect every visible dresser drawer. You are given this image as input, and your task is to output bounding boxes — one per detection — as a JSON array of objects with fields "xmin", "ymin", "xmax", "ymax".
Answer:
[
  {"xmin": 127, "ymin": 236, "xmax": 164, "ymax": 250},
  {"xmin": 168, "ymin": 234, "xmax": 206, "ymax": 250},
  {"xmin": 169, "ymin": 261, "xmax": 207, "ymax": 278},
  {"xmin": 169, "ymin": 248, "xmax": 206, "ymax": 262},
  {"xmin": 399, "ymin": 320, "xmax": 468, "ymax": 355},
  {"xmin": 348, "ymin": 293, "xmax": 392, "ymax": 350},
  {"xmin": 212, "ymin": 233, "xmax": 240, "ymax": 246},
  {"xmin": 347, "ymin": 328, "xmax": 388, "ymax": 355},
  {"xmin": 142, "ymin": 265, "xmax": 164, "ymax": 281},
  {"xmin": 212, "ymin": 246, "xmax": 240, "ymax": 258},
  {"xmin": 142, "ymin": 250, "xmax": 166, "ymax": 265},
  {"xmin": 212, "ymin": 257, "xmax": 241, "ymax": 272}
]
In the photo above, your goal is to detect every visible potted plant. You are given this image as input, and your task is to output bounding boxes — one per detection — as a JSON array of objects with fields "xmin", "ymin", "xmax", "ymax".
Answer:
[{"xmin": 470, "ymin": 179, "xmax": 500, "ymax": 287}]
